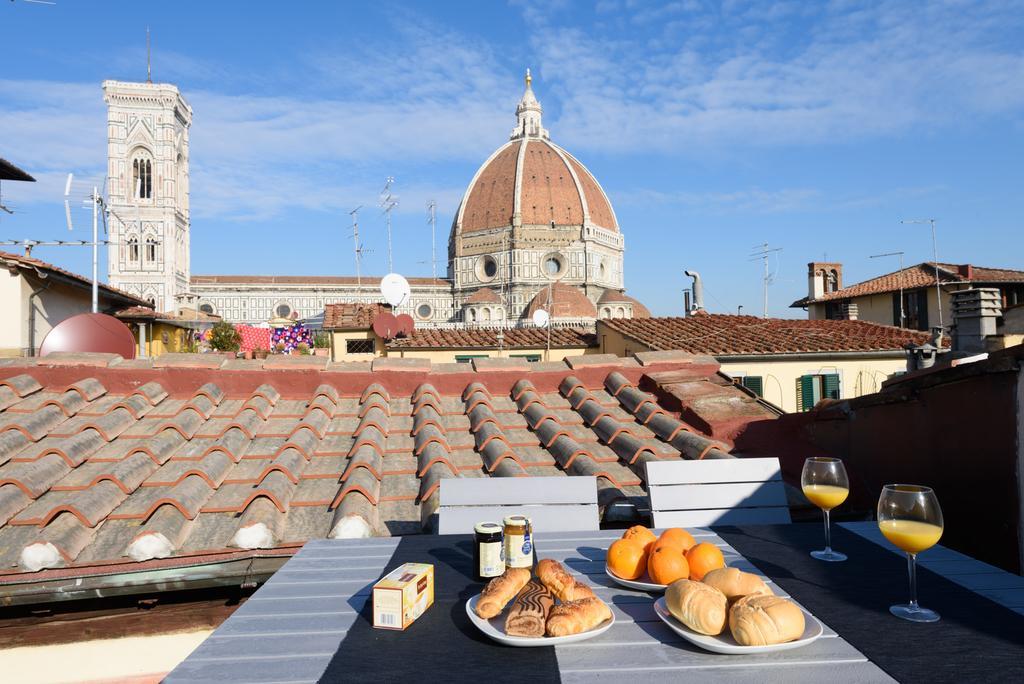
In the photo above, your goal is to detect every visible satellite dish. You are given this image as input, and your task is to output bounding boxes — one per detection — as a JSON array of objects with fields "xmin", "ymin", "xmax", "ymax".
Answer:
[
  {"xmin": 394, "ymin": 313, "xmax": 415, "ymax": 337},
  {"xmin": 372, "ymin": 312, "xmax": 398, "ymax": 339},
  {"xmin": 380, "ymin": 273, "xmax": 411, "ymax": 308},
  {"xmin": 38, "ymin": 313, "xmax": 137, "ymax": 359},
  {"xmin": 532, "ymin": 309, "xmax": 550, "ymax": 328}
]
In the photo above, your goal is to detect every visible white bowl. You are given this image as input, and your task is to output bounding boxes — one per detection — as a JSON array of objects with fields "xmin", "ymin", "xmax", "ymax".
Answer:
[
  {"xmin": 465, "ymin": 594, "xmax": 615, "ymax": 647},
  {"xmin": 653, "ymin": 596, "xmax": 823, "ymax": 655}
]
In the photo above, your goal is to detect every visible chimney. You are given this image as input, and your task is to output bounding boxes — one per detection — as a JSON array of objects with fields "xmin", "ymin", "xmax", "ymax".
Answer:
[
  {"xmin": 951, "ymin": 288, "xmax": 1001, "ymax": 353},
  {"xmin": 807, "ymin": 262, "xmax": 843, "ymax": 300},
  {"xmin": 683, "ymin": 289, "xmax": 692, "ymax": 316},
  {"xmin": 684, "ymin": 270, "xmax": 704, "ymax": 312},
  {"xmin": 957, "ymin": 264, "xmax": 974, "ymax": 280}
]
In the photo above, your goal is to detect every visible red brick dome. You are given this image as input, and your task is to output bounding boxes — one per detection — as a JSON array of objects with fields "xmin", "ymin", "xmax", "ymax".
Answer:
[{"xmin": 525, "ymin": 283, "xmax": 597, "ymax": 319}]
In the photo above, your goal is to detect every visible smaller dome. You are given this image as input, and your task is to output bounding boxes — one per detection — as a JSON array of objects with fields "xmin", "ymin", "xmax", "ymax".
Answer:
[
  {"xmin": 525, "ymin": 283, "xmax": 597, "ymax": 320},
  {"xmin": 464, "ymin": 287, "xmax": 502, "ymax": 304},
  {"xmin": 598, "ymin": 289, "xmax": 629, "ymax": 304},
  {"xmin": 623, "ymin": 294, "xmax": 651, "ymax": 318}
]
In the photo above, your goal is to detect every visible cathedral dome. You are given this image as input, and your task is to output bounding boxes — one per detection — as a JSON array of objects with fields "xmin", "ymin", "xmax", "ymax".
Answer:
[
  {"xmin": 525, "ymin": 283, "xmax": 598, "ymax": 320},
  {"xmin": 452, "ymin": 72, "xmax": 618, "ymax": 237}
]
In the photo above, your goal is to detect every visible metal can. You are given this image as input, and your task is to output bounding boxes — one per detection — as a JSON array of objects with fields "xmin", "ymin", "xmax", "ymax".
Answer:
[
  {"xmin": 502, "ymin": 515, "xmax": 533, "ymax": 569},
  {"xmin": 474, "ymin": 522, "xmax": 505, "ymax": 581}
]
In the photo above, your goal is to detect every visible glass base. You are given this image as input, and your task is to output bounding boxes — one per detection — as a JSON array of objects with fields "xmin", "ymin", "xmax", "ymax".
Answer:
[
  {"xmin": 810, "ymin": 549, "xmax": 847, "ymax": 562},
  {"xmin": 890, "ymin": 604, "xmax": 940, "ymax": 623}
]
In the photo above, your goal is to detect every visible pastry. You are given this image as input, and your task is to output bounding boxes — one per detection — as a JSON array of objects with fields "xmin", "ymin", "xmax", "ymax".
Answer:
[
  {"xmin": 505, "ymin": 580, "xmax": 555, "ymax": 637},
  {"xmin": 701, "ymin": 567, "xmax": 772, "ymax": 602},
  {"xmin": 664, "ymin": 579, "xmax": 728, "ymax": 636},
  {"xmin": 536, "ymin": 558, "xmax": 595, "ymax": 602},
  {"xmin": 729, "ymin": 594, "xmax": 806, "ymax": 646},
  {"xmin": 545, "ymin": 597, "xmax": 612, "ymax": 637},
  {"xmin": 476, "ymin": 567, "xmax": 531, "ymax": 619}
]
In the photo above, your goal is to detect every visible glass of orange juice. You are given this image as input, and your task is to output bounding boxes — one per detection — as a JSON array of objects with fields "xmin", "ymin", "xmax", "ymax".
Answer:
[
  {"xmin": 801, "ymin": 457, "xmax": 849, "ymax": 561},
  {"xmin": 877, "ymin": 484, "xmax": 943, "ymax": 622}
]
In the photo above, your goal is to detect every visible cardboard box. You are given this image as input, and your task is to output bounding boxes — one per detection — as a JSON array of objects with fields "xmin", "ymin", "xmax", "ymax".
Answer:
[{"xmin": 372, "ymin": 562, "xmax": 435, "ymax": 630}]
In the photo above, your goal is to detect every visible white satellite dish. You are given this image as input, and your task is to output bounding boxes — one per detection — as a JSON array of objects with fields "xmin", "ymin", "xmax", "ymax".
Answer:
[
  {"xmin": 532, "ymin": 309, "xmax": 550, "ymax": 328},
  {"xmin": 380, "ymin": 273, "xmax": 411, "ymax": 308}
]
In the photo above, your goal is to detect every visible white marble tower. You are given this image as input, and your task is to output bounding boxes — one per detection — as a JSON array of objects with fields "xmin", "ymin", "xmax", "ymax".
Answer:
[{"xmin": 103, "ymin": 80, "xmax": 192, "ymax": 312}]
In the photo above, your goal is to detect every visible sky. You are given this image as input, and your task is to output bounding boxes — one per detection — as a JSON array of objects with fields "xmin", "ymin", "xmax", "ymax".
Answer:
[{"xmin": 1, "ymin": 0, "xmax": 1021, "ymax": 317}]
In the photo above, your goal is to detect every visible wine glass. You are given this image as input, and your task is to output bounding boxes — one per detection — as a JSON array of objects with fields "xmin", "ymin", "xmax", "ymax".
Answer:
[
  {"xmin": 877, "ymin": 484, "xmax": 943, "ymax": 622},
  {"xmin": 801, "ymin": 457, "xmax": 849, "ymax": 561}
]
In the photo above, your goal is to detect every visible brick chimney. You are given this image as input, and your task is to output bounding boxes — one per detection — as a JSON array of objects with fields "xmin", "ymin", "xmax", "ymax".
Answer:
[
  {"xmin": 808, "ymin": 262, "xmax": 843, "ymax": 300},
  {"xmin": 952, "ymin": 288, "xmax": 1001, "ymax": 352},
  {"xmin": 957, "ymin": 264, "xmax": 974, "ymax": 280}
]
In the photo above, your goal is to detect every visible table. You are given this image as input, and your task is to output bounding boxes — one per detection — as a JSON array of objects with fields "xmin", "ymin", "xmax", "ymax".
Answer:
[{"xmin": 168, "ymin": 526, "xmax": 917, "ymax": 683}]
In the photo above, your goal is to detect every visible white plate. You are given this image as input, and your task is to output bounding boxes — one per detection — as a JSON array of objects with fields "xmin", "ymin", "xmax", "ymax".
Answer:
[
  {"xmin": 653, "ymin": 597, "xmax": 823, "ymax": 655},
  {"xmin": 465, "ymin": 594, "xmax": 615, "ymax": 647},
  {"xmin": 605, "ymin": 565, "xmax": 667, "ymax": 592}
]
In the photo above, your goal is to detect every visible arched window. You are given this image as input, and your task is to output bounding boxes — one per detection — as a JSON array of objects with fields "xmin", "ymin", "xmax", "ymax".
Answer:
[
  {"xmin": 616, "ymin": 306, "xmax": 625, "ymax": 318},
  {"xmin": 132, "ymin": 154, "xmax": 153, "ymax": 199},
  {"xmin": 199, "ymin": 303, "xmax": 215, "ymax": 315},
  {"xmin": 482, "ymin": 307, "xmax": 492, "ymax": 321},
  {"xmin": 468, "ymin": 308, "xmax": 477, "ymax": 323},
  {"xmin": 145, "ymin": 236, "xmax": 158, "ymax": 263},
  {"xmin": 127, "ymin": 237, "xmax": 139, "ymax": 262}
]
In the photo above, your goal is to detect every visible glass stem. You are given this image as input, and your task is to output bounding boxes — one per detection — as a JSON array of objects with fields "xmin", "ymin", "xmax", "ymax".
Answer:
[
  {"xmin": 907, "ymin": 553, "xmax": 919, "ymax": 609},
  {"xmin": 823, "ymin": 509, "xmax": 832, "ymax": 552}
]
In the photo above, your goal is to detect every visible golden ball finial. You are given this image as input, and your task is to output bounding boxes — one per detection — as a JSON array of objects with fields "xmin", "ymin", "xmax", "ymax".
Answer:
[{"xmin": 525, "ymin": 68, "xmax": 532, "ymax": 86}]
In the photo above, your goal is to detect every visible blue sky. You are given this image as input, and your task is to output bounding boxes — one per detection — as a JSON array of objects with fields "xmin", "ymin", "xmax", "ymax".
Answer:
[{"xmin": 1, "ymin": 0, "xmax": 1021, "ymax": 317}]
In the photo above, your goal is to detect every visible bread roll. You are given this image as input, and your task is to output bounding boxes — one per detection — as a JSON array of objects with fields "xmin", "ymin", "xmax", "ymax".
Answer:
[
  {"xmin": 664, "ymin": 579, "xmax": 728, "ymax": 636},
  {"xmin": 729, "ymin": 594, "xmax": 806, "ymax": 646},
  {"xmin": 505, "ymin": 580, "xmax": 555, "ymax": 637},
  {"xmin": 545, "ymin": 597, "xmax": 612, "ymax": 637},
  {"xmin": 701, "ymin": 567, "xmax": 772, "ymax": 602},
  {"xmin": 476, "ymin": 567, "xmax": 531, "ymax": 619},
  {"xmin": 536, "ymin": 558, "xmax": 596, "ymax": 602}
]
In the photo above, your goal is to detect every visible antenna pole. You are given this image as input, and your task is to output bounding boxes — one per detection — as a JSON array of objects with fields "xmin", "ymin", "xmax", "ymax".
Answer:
[
  {"xmin": 380, "ymin": 177, "xmax": 398, "ymax": 273},
  {"xmin": 146, "ymin": 27, "xmax": 152, "ymax": 84},
  {"xmin": 350, "ymin": 206, "xmax": 362, "ymax": 288},
  {"xmin": 749, "ymin": 243, "xmax": 783, "ymax": 318},
  {"xmin": 427, "ymin": 200, "xmax": 437, "ymax": 280},
  {"xmin": 870, "ymin": 250, "xmax": 907, "ymax": 326},
  {"xmin": 92, "ymin": 185, "xmax": 99, "ymax": 312},
  {"xmin": 901, "ymin": 219, "xmax": 943, "ymax": 335}
]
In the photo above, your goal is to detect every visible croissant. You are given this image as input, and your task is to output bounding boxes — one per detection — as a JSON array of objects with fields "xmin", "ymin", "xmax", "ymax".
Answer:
[
  {"xmin": 476, "ymin": 567, "xmax": 531, "ymax": 619},
  {"xmin": 546, "ymin": 597, "xmax": 612, "ymax": 637},
  {"xmin": 536, "ymin": 558, "xmax": 595, "ymax": 602}
]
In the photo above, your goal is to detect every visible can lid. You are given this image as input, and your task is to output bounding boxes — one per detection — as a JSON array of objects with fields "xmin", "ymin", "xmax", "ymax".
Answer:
[
  {"xmin": 474, "ymin": 522, "xmax": 502, "ymax": 534},
  {"xmin": 502, "ymin": 515, "xmax": 530, "ymax": 526}
]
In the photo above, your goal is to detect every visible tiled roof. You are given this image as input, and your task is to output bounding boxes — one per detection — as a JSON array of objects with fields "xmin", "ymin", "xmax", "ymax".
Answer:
[
  {"xmin": 792, "ymin": 262, "xmax": 1024, "ymax": 306},
  {"xmin": 600, "ymin": 314, "xmax": 933, "ymax": 354},
  {"xmin": 192, "ymin": 275, "xmax": 450, "ymax": 287},
  {"xmin": 385, "ymin": 327, "xmax": 595, "ymax": 349},
  {"xmin": 0, "ymin": 350, "xmax": 771, "ymax": 589},
  {"xmin": 525, "ymin": 283, "xmax": 598, "ymax": 319},
  {"xmin": 463, "ymin": 287, "xmax": 502, "ymax": 304},
  {"xmin": 0, "ymin": 252, "xmax": 149, "ymax": 306},
  {"xmin": 323, "ymin": 303, "xmax": 390, "ymax": 329}
]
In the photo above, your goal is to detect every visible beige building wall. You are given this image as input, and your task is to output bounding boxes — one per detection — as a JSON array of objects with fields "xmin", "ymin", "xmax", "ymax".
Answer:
[
  {"xmin": 807, "ymin": 287, "xmax": 959, "ymax": 330},
  {"xmin": 330, "ymin": 329, "xmax": 383, "ymax": 362},
  {"xmin": 0, "ymin": 270, "xmax": 25, "ymax": 356}
]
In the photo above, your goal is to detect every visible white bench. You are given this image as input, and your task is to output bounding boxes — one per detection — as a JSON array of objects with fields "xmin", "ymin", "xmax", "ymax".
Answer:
[
  {"xmin": 437, "ymin": 476, "xmax": 599, "ymax": 535},
  {"xmin": 646, "ymin": 458, "xmax": 792, "ymax": 527}
]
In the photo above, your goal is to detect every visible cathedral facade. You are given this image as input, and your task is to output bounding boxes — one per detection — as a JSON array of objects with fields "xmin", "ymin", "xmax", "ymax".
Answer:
[{"xmin": 104, "ymin": 72, "xmax": 648, "ymax": 326}]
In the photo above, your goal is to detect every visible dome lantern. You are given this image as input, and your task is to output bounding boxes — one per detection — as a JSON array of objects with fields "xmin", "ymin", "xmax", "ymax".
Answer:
[{"xmin": 511, "ymin": 68, "xmax": 549, "ymax": 141}]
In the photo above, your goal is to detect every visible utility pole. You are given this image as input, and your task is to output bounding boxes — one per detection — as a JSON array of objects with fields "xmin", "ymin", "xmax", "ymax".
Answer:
[
  {"xmin": 749, "ymin": 243, "xmax": 782, "ymax": 318},
  {"xmin": 870, "ymin": 250, "xmax": 906, "ymax": 326},
  {"xmin": 901, "ymin": 219, "xmax": 942, "ymax": 334}
]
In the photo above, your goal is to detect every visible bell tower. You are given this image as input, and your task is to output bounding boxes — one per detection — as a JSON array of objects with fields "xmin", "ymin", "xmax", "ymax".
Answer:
[{"xmin": 103, "ymin": 79, "xmax": 192, "ymax": 312}]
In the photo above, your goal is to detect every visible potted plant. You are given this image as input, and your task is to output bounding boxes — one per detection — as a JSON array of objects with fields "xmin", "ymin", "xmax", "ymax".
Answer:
[
  {"xmin": 209, "ymin": 321, "xmax": 241, "ymax": 358},
  {"xmin": 254, "ymin": 347, "xmax": 269, "ymax": 360},
  {"xmin": 313, "ymin": 331, "xmax": 330, "ymax": 357},
  {"xmin": 274, "ymin": 341, "xmax": 286, "ymax": 355},
  {"xmin": 295, "ymin": 342, "xmax": 311, "ymax": 356}
]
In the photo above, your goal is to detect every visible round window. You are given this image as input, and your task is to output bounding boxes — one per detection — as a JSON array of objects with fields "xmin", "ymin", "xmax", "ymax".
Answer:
[
  {"xmin": 477, "ymin": 255, "xmax": 499, "ymax": 281},
  {"xmin": 199, "ymin": 303, "xmax": 214, "ymax": 315},
  {"xmin": 544, "ymin": 256, "xmax": 562, "ymax": 276},
  {"xmin": 275, "ymin": 303, "xmax": 292, "ymax": 318},
  {"xmin": 417, "ymin": 303, "xmax": 433, "ymax": 319}
]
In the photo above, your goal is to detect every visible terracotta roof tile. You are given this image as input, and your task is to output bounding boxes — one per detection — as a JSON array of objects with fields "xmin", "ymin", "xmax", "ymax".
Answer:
[
  {"xmin": 600, "ymin": 314, "xmax": 932, "ymax": 354},
  {"xmin": 323, "ymin": 302, "xmax": 390, "ymax": 329},
  {"xmin": 0, "ymin": 251, "xmax": 148, "ymax": 306},
  {"xmin": 386, "ymin": 326, "xmax": 594, "ymax": 349}
]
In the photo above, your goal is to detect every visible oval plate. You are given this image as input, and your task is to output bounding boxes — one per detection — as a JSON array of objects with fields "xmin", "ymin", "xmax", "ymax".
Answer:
[
  {"xmin": 605, "ymin": 565, "xmax": 667, "ymax": 592},
  {"xmin": 653, "ymin": 597, "xmax": 823, "ymax": 655},
  {"xmin": 465, "ymin": 595, "xmax": 615, "ymax": 647}
]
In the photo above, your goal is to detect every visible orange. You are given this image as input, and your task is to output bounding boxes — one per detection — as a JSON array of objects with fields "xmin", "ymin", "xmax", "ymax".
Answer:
[
  {"xmin": 647, "ymin": 545, "xmax": 690, "ymax": 585},
  {"xmin": 686, "ymin": 542, "xmax": 726, "ymax": 581},
  {"xmin": 656, "ymin": 528, "xmax": 696, "ymax": 553},
  {"xmin": 621, "ymin": 525, "xmax": 658, "ymax": 552},
  {"xmin": 607, "ymin": 538, "xmax": 649, "ymax": 580}
]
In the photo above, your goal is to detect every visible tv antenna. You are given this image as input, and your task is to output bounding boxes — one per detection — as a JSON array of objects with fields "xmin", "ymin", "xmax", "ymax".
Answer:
[
  {"xmin": 870, "ymin": 250, "xmax": 906, "ymax": 327},
  {"xmin": 426, "ymin": 200, "xmax": 437, "ymax": 280},
  {"xmin": 901, "ymin": 218, "xmax": 943, "ymax": 334},
  {"xmin": 379, "ymin": 177, "xmax": 398, "ymax": 273},
  {"xmin": 349, "ymin": 206, "xmax": 372, "ymax": 288},
  {"xmin": 749, "ymin": 243, "xmax": 782, "ymax": 318}
]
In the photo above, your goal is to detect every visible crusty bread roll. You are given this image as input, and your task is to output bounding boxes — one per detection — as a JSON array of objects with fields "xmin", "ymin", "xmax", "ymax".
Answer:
[
  {"xmin": 536, "ymin": 558, "xmax": 595, "ymax": 602},
  {"xmin": 476, "ymin": 567, "xmax": 531, "ymax": 619},
  {"xmin": 729, "ymin": 594, "xmax": 806, "ymax": 646},
  {"xmin": 664, "ymin": 579, "xmax": 728, "ymax": 636},
  {"xmin": 701, "ymin": 567, "xmax": 772, "ymax": 602},
  {"xmin": 545, "ymin": 597, "xmax": 612, "ymax": 637}
]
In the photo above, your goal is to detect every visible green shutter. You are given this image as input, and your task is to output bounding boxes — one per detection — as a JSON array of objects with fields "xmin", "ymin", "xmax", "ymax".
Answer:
[
  {"xmin": 798, "ymin": 375, "xmax": 816, "ymax": 411},
  {"xmin": 823, "ymin": 373, "xmax": 841, "ymax": 400},
  {"xmin": 741, "ymin": 376, "xmax": 764, "ymax": 397}
]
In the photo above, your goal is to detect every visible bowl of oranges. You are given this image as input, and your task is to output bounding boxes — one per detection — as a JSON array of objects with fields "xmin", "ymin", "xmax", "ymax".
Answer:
[{"xmin": 605, "ymin": 526, "xmax": 726, "ymax": 592}]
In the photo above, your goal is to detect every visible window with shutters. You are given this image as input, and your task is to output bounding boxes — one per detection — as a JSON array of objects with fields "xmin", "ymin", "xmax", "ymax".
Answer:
[
  {"xmin": 740, "ymin": 375, "xmax": 764, "ymax": 397},
  {"xmin": 510, "ymin": 354, "xmax": 542, "ymax": 362},
  {"xmin": 796, "ymin": 373, "xmax": 841, "ymax": 411},
  {"xmin": 455, "ymin": 354, "xmax": 488, "ymax": 364},
  {"xmin": 894, "ymin": 290, "xmax": 928, "ymax": 330}
]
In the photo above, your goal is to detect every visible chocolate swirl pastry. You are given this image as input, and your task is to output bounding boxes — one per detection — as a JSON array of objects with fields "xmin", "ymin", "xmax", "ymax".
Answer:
[{"xmin": 504, "ymin": 580, "xmax": 555, "ymax": 637}]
